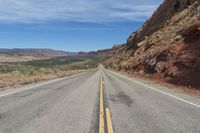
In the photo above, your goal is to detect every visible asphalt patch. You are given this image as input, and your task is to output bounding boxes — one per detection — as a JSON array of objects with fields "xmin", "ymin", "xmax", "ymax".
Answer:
[
  {"xmin": 110, "ymin": 91, "xmax": 133, "ymax": 107},
  {"xmin": 20, "ymin": 93, "xmax": 32, "ymax": 97}
]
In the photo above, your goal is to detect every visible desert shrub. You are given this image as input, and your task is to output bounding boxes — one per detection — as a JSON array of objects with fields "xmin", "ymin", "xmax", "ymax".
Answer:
[{"xmin": 11, "ymin": 70, "xmax": 22, "ymax": 76}]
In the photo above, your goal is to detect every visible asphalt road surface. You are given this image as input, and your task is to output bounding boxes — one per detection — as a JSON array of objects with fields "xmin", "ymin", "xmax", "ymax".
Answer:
[{"xmin": 0, "ymin": 67, "xmax": 200, "ymax": 133}]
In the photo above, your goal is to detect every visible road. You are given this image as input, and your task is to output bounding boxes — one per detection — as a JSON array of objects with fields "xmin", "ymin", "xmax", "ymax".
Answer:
[{"xmin": 0, "ymin": 67, "xmax": 200, "ymax": 133}]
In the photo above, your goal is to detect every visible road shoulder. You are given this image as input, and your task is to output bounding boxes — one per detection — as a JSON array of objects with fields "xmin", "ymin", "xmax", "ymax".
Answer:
[{"xmin": 0, "ymin": 70, "xmax": 91, "ymax": 98}]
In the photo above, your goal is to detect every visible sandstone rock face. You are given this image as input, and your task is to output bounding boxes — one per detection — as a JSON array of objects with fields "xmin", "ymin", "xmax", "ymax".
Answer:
[
  {"xmin": 126, "ymin": 0, "xmax": 198, "ymax": 47},
  {"xmin": 104, "ymin": 0, "xmax": 200, "ymax": 89}
]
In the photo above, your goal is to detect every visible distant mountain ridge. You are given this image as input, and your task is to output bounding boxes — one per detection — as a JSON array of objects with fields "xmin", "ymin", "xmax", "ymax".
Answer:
[
  {"xmin": 0, "ymin": 48, "xmax": 76, "ymax": 57},
  {"xmin": 0, "ymin": 48, "xmax": 77, "ymax": 62}
]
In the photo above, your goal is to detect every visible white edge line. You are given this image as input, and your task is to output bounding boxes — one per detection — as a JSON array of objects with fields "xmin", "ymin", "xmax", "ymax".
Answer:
[
  {"xmin": 105, "ymin": 68, "xmax": 200, "ymax": 108},
  {"xmin": 0, "ymin": 71, "xmax": 89, "ymax": 98}
]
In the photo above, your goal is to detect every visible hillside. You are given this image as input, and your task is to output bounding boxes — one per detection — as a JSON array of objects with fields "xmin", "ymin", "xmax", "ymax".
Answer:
[
  {"xmin": 104, "ymin": 0, "xmax": 200, "ymax": 90},
  {"xmin": 0, "ymin": 48, "xmax": 76, "ymax": 62}
]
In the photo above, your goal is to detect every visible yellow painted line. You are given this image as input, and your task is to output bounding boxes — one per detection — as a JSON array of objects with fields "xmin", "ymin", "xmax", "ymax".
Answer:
[
  {"xmin": 106, "ymin": 108, "xmax": 114, "ymax": 133},
  {"xmin": 99, "ymin": 76, "xmax": 104, "ymax": 133}
]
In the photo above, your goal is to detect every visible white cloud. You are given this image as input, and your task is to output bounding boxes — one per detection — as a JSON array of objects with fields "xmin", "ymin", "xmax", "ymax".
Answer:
[{"xmin": 0, "ymin": 0, "xmax": 161, "ymax": 23}]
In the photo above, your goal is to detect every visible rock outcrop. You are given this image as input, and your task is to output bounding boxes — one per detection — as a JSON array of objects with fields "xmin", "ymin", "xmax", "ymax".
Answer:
[{"xmin": 104, "ymin": 0, "xmax": 200, "ymax": 89}]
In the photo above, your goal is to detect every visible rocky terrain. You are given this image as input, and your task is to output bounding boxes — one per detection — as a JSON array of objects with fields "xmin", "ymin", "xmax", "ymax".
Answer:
[
  {"xmin": 0, "ymin": 48, "xmax": 76, "ymax": 62},
  {"xmin": 104, "ymin": 0, "xmax": 200, "ymax": 90}
]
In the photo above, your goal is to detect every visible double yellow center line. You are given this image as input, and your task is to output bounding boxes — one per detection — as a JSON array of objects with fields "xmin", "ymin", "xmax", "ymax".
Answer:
[
  {"xmin": 99, "ymin": 76, "xmax": 114, "ymax": 133},
  {"xmin": 99, "ymin": 77, "xmax": 104, "ymax": 133}
]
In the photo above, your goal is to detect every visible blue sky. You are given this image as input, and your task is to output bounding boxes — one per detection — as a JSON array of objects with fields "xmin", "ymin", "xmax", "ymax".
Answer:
[{"xmin": 0, "ymin": 0, "xmax": 163, "ymax": 52}]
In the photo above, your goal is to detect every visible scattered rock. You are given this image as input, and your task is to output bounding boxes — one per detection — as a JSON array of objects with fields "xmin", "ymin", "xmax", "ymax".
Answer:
[
  {"xmin": 136, "ymin": 40, "xmax": 146, "ymax": 47},
  {"xmin": 174, "ymin": 35, "xmax": 183, "ymax": 41}
]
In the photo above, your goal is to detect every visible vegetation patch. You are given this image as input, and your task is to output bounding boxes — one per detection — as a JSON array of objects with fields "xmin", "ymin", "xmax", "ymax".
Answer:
[{"xmin": 0, "ymin": 56, "xmax": 99, "ymax": 89}]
